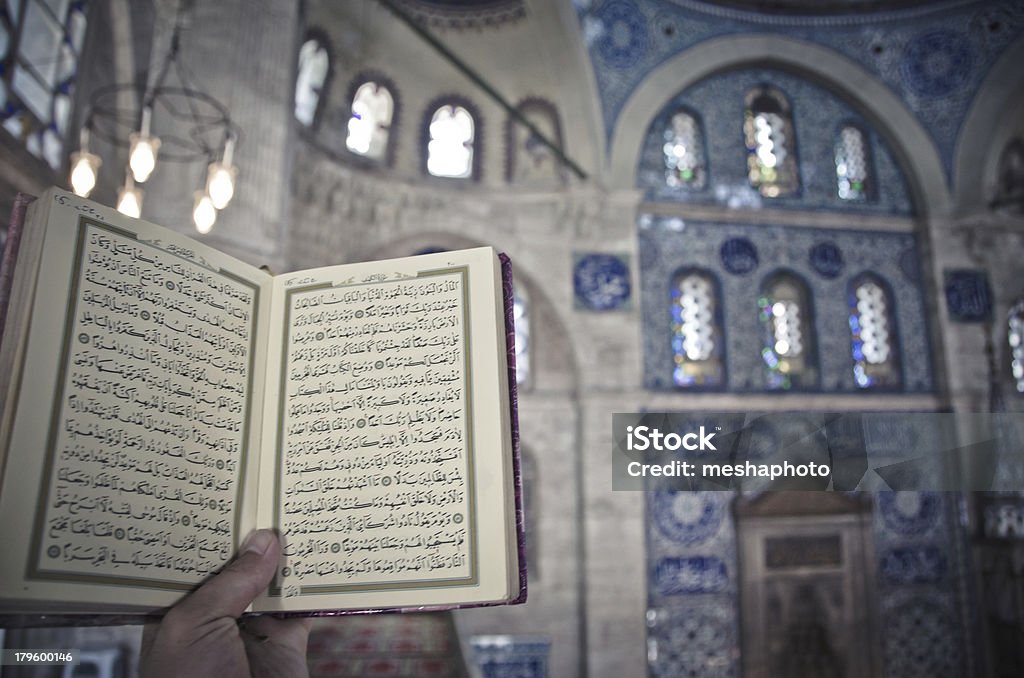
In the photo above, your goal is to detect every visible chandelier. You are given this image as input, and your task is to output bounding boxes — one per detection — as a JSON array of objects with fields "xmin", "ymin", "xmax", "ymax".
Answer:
[{"xmin": 69, "ymin": 1, "xmax": 239, "ymax": 234}]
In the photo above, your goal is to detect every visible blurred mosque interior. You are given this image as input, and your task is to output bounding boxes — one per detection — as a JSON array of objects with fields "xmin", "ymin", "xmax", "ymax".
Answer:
[{"xmin": 2, "ymin": 0, "xmax": 1024, "ymax": 675}]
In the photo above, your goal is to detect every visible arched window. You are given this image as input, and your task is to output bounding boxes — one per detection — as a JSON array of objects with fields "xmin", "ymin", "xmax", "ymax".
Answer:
[
  {"xmin": 835, "ymin": 125, "xmax": 872, "ymax": 201},
  {"xmin": 425, "ymin": 101, "xmax": 476, "ymax": 179},
  {"xmin": 1, "ymin": 0, "xmax": 88, "ymax": 169},
  {"xmin": 849, "ymin": 275, "xmax": 900, "ymax": 388},
  {"xmin": 759, "ymin": 272, "xmax": 817, "ymax": 389},
  {"xmin": 993, "ymin": 139, "xmax": 1024, "ymax": 209},
  {"xmin": 506, "ymin": 98, "xmax": 563, "ymax": 185},
  {"xmin": 513, "ymin": 284, "xmax": 530, "ymax": 387},
  {"xmin": 346, "ymin": 79, "xmax": 394, "ymax": 161},
  {"xmin": 1009, "ymin": 299, "xmax": 1024, "ymax": 393},
  {"xmin": 663, "ymin": 110, "xmax": 706, "ymax": 190},
  {"xmin": 744, "ymin": 86, "xmax": 799, "ymax": 198},
  {"xmin": 294, "ymin": 33, "xmax": 329, "ymax": 127},
  {"xmin": 671, "ymin": 269, "xmax": 724, "ymax": 388}
]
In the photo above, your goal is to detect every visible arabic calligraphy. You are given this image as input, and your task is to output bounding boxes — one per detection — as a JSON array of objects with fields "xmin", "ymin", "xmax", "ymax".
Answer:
[
  {"xmin": 278, "ymin": 272, "xmax": 473, "ymax": 593},
  {"xmin": 36, "ymin": 222, "xmax": 255, "ymax": 584}
]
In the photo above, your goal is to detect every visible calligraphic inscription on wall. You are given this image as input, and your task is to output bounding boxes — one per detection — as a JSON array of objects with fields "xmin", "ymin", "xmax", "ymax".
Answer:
[
  {"xmin": 765, "ymin": 535, "xmax": 843, "ymax": 569},
  {"xmin": 276, "ymin": 268, "xmax": 476, "ymax": 596},
  {"xmin": 32, "ymin": 219, "xmax": 257, "ymax": 587}
]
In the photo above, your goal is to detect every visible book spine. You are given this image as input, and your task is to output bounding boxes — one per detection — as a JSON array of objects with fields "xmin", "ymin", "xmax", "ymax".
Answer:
[
  {"xmin": 499, "ymin": 252, "xmax": 528, "ymax": 605},
  {"xmin": 0, "ymin": 193, "xmax": 35, "ymax": 344}
]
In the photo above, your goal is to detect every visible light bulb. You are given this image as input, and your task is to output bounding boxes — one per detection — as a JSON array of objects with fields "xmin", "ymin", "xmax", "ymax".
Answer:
[
  {"xmin": 193, "ymin": 192, "xmax": 216, "ymax": 234},
  {"xmin": 205, "ymin": 162, "xmax": 236, "ymax": 210},
  {"xmin": 117, "ymin": 180, "xmax": 143, "ymax": 218},
  {"xmin": 69, "ymin": 151, "xmax": 101, "ymax": 197},
  {"xmin": 129, "ymin": 133, "xmax": 160, "ymax": 183},
  {"xmin": 128, "ymin": 107, "xmax": 160, "ymax": 183}
]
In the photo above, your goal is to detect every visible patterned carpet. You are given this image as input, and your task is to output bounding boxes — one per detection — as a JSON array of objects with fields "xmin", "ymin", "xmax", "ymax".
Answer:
[{"xmin": 306, "ymin": 612, "xmax": 468, "ymax": 677}]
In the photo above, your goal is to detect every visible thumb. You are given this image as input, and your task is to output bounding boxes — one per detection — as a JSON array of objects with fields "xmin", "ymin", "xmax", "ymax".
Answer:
[{"xmin": 171, "ymin": 529, "xmax": 280, "ymax": 624}]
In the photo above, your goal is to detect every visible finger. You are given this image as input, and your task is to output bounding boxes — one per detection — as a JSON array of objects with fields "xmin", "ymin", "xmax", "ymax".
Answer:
[
  {"xmin": 171, "ymin": 529, "xmax": 280, "ymax": 624},
  {"xmin": 242, "ymin": 614, "xmax": 313, "ymax": 651},
  {"xmin": 242, "ymin": 615, "xmax": 313, "ymax": 678},
  {"xmin": 244, "ymin": 614, "xmax": 313, "ymax": 641}
]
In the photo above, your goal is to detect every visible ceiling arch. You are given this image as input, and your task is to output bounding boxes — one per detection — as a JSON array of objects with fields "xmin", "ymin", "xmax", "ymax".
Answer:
[
  {"xmin": 954, "ymin": 35, "xmax": 1024, "ymax": 211},
  {"xmin": 607, "ymin": 33, "xmax": 951, "ymax": 217}
]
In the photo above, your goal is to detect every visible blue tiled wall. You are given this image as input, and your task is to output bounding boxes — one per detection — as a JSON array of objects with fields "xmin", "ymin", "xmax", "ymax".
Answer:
[
  {"xmin": 637, "ymin": 68, "xmax": 914, "ymax": 216},
  {"xmin": 578, "ymin": 0, "xmax": 1024, "ymax": 183},
  {"xmin": 639, "ymin": 217, "xmax": 934, "ymax": 393},
  {"xmin": 646, "ymin": 489, "xmax": 971, "ymax": 676},
  {"xmin": 646, "ymin": 490, "xmax": 740, "ymax": 677}
]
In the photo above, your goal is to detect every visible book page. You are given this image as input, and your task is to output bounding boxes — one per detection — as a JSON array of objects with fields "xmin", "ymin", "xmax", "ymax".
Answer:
[
  {"xmin": 0, "ymin": 190, "xmax": 271, "ymax": 610},
  {"xmin": 256, "ymin": 247, "xmax": 514, "ymax": 611}
]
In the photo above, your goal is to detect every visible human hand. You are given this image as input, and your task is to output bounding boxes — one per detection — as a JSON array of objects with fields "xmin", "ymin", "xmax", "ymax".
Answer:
[{"xmin": 140, "ymin": 529, "xmax": 311, "ymax": 678}]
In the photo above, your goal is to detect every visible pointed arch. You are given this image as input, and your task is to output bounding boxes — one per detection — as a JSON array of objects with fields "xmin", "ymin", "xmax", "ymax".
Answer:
[
  {"xmin": 505, "ymin": 97, "xmax": 565, "ymax": 185},
  {"xmin": 835, "ymin": 123, "xmax": 874, "ymax": 202},
  {"xmin": 421, "ymin": 95, "xmax": 483, "ymax": 180},
  {"xmin": 744, "ymin": 85, "xmax": 799, "ymax": 197},
  {"xmin": 670, "ymin": 267, "xmax": 725, "ymax": 388},
  {"xmin": 663, "ymin": 107, "xmax": 708, "ymax": 190},
  {"xmin": 1008, "ymin": 298, "xmax": 1024, "ymax": 394},
  {"xmin": 848, "ymin": 273, "xmax": 902, "ymax": 389},
  {"xmin": 345, "ymin": 71, "xmax": 399, "ymax": 166},
  {"xmin": 610, "ymin": 34, "xmax": 949, "ymax": 215},
  {"xmin": 759, "ymin": 269, "xmax": 818, "ymax": 390},
  {"xmin": 294, "ymin": 29, "xmax": 331, "ymax": 128},
  {"xmin": 955, "ymin": 36, "xmax": 1024, "ymax": 208}
]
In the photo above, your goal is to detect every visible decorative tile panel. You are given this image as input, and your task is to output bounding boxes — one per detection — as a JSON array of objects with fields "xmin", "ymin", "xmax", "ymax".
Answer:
[
  {"xmin": 470, "ymin": 636, "xmax": 550, "ymax": 678},
  {"xmin": 653, "ymin": 556, "xmax": 730, "ymax": 595},
  {"xmin": 637, "ymin": 68, "xmax": 914, "ymax": 215},
  {"xmin": 573, "ymin": 252, "xmax": 632, "ymax": 311},
  {"xmin": 639, "ymin": 218, "xmax": 934, "ymax": 392},
  {"xmin": 647, "ymin": 601, "xmax": 739, "ymax": 677},
  {"xmin": 578, "ymin": 0, "xmax": 1024, "ymax": 183},
  {"xmin": 878, "ymin": 587, "xmax": 964, "ymax": 677},
  {"xmin": 646, "ymin": 480, "xmax": 970, "ymax": 677},
  {"xmin": 647, "ymin": 490, "xmax": 740, "ymax": 676},
  {"xmin": 393, "ymin": 0, "xmax": 526, "ymax": 30},
  {"xmin": 943, "ymin": 269, "xmax": 992, "ymax": 322},
  {"xmin": 872, "ymin": 491, "xmax": 970, "ymax": 677},
  {"xmin": 809, "ymin": 241, "xmax": 844, "ymax": 279},
  {"xmin": 879, "ymin": 545, "xmax": 948, "ymax": 584}
]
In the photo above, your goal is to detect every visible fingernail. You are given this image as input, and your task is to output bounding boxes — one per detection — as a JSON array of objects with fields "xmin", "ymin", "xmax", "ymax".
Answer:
[{"xmin": 240, "ymin": 529, "xmax": 274, "ymax": 555}]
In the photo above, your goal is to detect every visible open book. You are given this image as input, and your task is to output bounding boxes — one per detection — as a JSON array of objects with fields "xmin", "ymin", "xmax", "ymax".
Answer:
[{"xmin": 0, "ymin": 188, "xmax": 524, "ymax": 620}]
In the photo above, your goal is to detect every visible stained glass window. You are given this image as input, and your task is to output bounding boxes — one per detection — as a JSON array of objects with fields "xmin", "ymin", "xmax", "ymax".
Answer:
[
  {"xmin": 663, "ymin": 110, "xmax": 706, "ymax": 189},
  {"xmin": 744, "ymin": 87, "xmax": 799, "ymax": 198},
  {"xmin": 759, "ymin": 273, "xmax": 816, "ymax": 389},
  {"xmin": 513, "ymin": 284, "xmax": 530, "ymax": 387},
  {"xmin": 849, "ymin": 275, "xmax": 900, "ymax": 388},
  {"xmin": 346, "ymin": 80, "xmax": 393, "ymax": 160},
  {"xmin": 835, "ymin": 125, "xmax": 871, "ymax": 201},
  {"xmin": 1009, "ymin": 300, "xmax": 1024, "ymax": 393},
  {"xmin": 427, "ymin": 104, "xmax": 474, "ymax": 178},
  {"xmin": 1, "ymin": 0, "xmax": 88, "ymax": 170},
  {"xmin": 671, "ymin": 270, "xmax": 724, "ymax": 387},
  {"xmin": 294, "ymin": 34, "xmax": 329, "ymax": 127}
]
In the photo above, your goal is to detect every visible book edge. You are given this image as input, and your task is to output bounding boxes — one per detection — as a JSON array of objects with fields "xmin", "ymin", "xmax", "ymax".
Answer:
[{"xmin": 0, "ymin": 193, "xmax": 36, "ymax": 345}]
